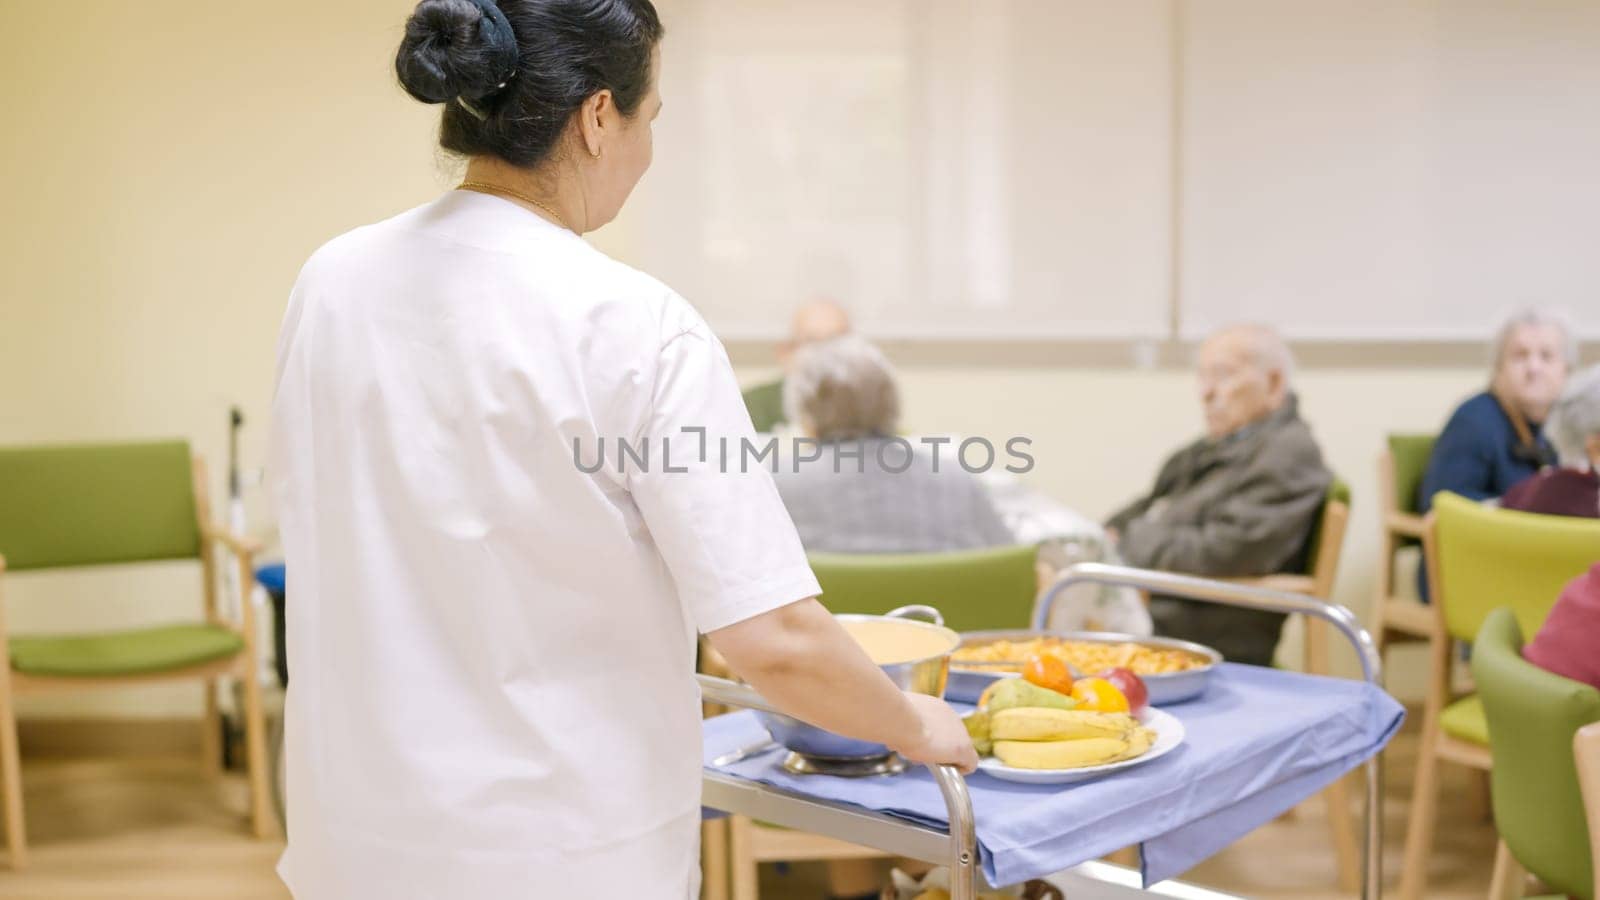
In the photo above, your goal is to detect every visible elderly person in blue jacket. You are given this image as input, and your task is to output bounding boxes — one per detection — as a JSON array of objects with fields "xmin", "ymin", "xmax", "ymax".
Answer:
[
  {"xmin": 1419, "ymin": 309, "xmax": 1574, "ymax": 513},
  {"xmin": 1415, "ymin": 309, "xmax": 1574, "ymax": 600}
]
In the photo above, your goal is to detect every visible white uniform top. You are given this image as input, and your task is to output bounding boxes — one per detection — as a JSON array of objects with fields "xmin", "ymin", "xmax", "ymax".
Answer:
[{"xmin": 268, "ymin": 191, "xmax": 819, "ymax": 899}]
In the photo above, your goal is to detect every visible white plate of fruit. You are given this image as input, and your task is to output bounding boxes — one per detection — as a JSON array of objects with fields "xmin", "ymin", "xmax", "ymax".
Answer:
[{"xmin": 965, "ymin": 661, "xmax": 1185, "ymax": 785}]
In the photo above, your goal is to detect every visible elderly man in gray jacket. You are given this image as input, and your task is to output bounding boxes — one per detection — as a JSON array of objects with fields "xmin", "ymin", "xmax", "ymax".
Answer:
[{"xmin": 1107, "ymin": 324, "xmax": 1332, "ymax": 665}]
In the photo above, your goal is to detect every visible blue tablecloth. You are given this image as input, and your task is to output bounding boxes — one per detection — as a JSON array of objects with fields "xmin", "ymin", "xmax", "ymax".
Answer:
[{"xmin": 702, "ymin": 663, "xmax": 1404, "ymax": 888}]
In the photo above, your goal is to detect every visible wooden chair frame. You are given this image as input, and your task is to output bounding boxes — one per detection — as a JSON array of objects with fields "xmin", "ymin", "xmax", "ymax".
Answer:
[
  {"xmin": 0, "ymin": 455, "xmax": 274, "ymax": 868},
  {"xmin": 1576, "ymin": 721, "xmax": 1600, "ymax": 900},
  {"xmin": 1374, "ymin": 448, "xmax": 1436, "ymax": 651},
  {"xmin": 1221, "ymin": 492, "xmax": 1359, "ymax": 892},
  {"xmin": 1396, "ymin": 511, "xmax": 1492, "ymax": 900}
]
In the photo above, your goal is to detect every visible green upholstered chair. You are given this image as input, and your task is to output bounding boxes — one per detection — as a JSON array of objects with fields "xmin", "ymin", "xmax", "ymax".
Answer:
[
  {"xmin": 1400, "ymin": 493, "xmax": 1600, "ymax": 900},
  {"xmin": 1473, "ymin": 608, "xmax": 1599, "ymax": 899},
  {"xmin": 806, "ymin": 544, "xmax": 1040, "ymax": 633},
  {"xmin": 740, "ymin": 378, "xmax": 786, "ymax": 434},
  {"xmin": 0, "ymin": 441, "xmax": 275, "ymax": 864},
  {"xmin": 1389, "ymin": 434, "xmax": 1436, "ymax": 523},
  {"xmin": 1376, "ymin": 433, "xmax": 1437, "ymax": 651}
]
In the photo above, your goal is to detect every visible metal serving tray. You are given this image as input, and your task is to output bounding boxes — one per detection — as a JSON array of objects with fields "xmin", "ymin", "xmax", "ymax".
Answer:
[{"xmin": 947, "ymin": 630, "xmax": 1222, "ymax": 706}]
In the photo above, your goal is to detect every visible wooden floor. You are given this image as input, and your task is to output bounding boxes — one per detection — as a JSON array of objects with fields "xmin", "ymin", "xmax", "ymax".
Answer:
[
  {"xmin": 0, "ymin": 714, "xmax": 1495, "ymax": 899},
  {"xmin": 0, "ymin": 757, "xmax": 285, "ymax": 900}
]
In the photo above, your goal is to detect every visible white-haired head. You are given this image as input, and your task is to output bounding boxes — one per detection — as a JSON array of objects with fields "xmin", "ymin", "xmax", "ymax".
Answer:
[
  {"xmin": 1491, "ymin": 307, "xmax": 1576, "ymax": 424},
  {"xmin": 1492, "ymin": 308, "xmax": 1579, "ymax": 370},
  {"xmin": 1544, "ymin": 363, "xmax": 1600, "ymax": 468},
  {"xmin": 783, "ymin": 335, "xmax": 900, "ymax": 441},
  {"xmin": 1197, "ymin": 324, "xmax": 1296, "ymax": 439},
  {"xmin": 778, "ymin": 299, "xmax": 853, "ymax": 372}
]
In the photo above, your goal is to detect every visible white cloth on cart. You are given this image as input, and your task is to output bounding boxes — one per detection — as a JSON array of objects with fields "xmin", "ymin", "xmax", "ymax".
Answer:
[{"xmin": 978, "ymin": 470, "xmax": 1151, "ymax": 635}]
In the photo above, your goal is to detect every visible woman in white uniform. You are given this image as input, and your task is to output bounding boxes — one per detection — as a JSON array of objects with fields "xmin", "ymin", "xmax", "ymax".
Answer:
[{"xmin": 267, "ymin": 1, "xmax": 977, "ymax": 897}]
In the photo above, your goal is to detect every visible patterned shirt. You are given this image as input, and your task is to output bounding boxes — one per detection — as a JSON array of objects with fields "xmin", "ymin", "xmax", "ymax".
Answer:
[{"xmin": 773, "ymin": 436, "xmax": 1016, "ymax": 553}]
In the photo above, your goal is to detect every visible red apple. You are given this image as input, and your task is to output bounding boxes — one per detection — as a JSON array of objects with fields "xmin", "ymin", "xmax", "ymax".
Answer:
[{"xmin": 1097, "ymin": 667, "xmax": 1149, "ymax": 714}]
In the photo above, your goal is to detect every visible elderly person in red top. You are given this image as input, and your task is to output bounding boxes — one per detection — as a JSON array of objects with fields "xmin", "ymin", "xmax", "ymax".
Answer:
[
  {"xmin": 1523, "ymin": 565, "xmax": 1600, "ymax": 692},
  {"xmin": 1502, "ymin": 363, "xmax": 1600, "ymax": 519},
  {"xmin": 1512, "ymin": 366, "xmax": 1600, "ymax": 693}
]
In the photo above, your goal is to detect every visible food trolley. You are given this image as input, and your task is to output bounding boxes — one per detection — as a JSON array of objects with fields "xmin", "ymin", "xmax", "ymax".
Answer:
[{"xmin": 699, "ymin": 563, "xmax": 1396, "ymax": 900}]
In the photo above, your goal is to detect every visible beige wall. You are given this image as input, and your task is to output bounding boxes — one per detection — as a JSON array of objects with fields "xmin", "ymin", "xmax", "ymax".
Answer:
[
  {"xmin": 0, "ymin": 0, "xmax": 1544, "ymax": 716},
  {"xmin": 1, "ymin": 0, "xmax": 454, "ymax": 717}
]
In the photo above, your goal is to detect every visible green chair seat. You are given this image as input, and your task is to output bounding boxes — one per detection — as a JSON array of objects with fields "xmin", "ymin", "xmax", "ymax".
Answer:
[
  {"xmin": 10, "ymin": 623, "xmax": 243, "ymax": 678},
  {"xmin": 1439, "ymin": 694, "xmax": 1488, "ymax": 745}
]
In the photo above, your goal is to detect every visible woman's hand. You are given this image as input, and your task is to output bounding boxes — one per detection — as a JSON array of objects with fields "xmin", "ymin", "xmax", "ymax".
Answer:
[
  {"xmin": 889, "ymin": 693, "xmax": 980, "ymax": 774},
  {"xmin": 710, "ymin": 599, "xmax": 979, "ymax": 775}
]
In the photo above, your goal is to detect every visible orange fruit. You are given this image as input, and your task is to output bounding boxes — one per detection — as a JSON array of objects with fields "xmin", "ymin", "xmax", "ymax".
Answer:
[
  {"xmin": 1071, "ymin": 677, "xmax": 1130, "ymax": 713},
  {"xmin": 1022, "ymin": 654, "xmax": 1074, "ymax": 695}
]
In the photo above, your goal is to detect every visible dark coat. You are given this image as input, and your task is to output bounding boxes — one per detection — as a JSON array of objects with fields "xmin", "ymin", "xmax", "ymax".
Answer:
[{"xmin": 1108, "ymin": 395, "xmax": 1332, "ymax": 664}]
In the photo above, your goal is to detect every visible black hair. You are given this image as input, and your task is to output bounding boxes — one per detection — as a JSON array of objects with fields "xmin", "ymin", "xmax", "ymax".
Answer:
[{"xmin": 395, "ymin": 0, "xmax": 663, "ymax": 168}]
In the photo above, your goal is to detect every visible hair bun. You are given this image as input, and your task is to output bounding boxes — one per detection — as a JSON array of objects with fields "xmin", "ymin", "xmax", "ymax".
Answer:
[{"xmin": 396, "ymin": 0, "xmax": 519, "ymax": 105}]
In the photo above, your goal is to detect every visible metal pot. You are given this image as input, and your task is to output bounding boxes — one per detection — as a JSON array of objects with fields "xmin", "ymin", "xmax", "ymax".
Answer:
[{"xmin": 755, "ymin": 605, "xmax": 960, "ymax": 761}]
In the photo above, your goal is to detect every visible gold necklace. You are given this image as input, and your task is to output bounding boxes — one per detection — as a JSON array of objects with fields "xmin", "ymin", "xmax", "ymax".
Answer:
[{"xmin": 458, "ymin": 180, "xmax": 576, "ymax": 233}]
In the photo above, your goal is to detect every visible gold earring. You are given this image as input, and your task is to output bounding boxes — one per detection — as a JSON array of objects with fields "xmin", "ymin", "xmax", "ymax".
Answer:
[{"xmin": 590, "ymin": 147, "xmax": 601, "ymax": 159}]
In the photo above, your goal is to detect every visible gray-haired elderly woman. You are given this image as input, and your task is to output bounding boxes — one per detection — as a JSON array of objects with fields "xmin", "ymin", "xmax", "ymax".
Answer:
[
  {"xmin": 1419, "ymin": 308, "xmax": 1575, "ymax": 514},
  {"xmin": 773, "ymin": 335, "xmax": 1016, "ymax": 553},
  {"xmin": 1502, "ymin": 363, "xmax": 1600, "ymax": 519}
]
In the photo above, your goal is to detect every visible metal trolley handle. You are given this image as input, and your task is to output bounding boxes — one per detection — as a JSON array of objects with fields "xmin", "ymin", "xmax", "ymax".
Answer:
[
  {"xmin": 701, "ymin": 562, "xmax": 1386, "ymax": 900},
  {"xmin": 697, "ymin": 674, "xmax": 980, "ymax": 896},
  {"xmin": 1036, "ymin": 563, "xmax": 1385, "ymax": 900}
]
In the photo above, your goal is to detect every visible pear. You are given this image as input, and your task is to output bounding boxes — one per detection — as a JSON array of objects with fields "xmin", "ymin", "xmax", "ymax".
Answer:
[{"xmin": 981, "ymin": 677, "xmax": 1078, "ymax": 713}]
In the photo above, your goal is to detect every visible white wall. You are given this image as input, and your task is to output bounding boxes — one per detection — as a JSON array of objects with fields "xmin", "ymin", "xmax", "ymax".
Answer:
[
  {"xmin": 1180, "ymin": 0, "xmax": 1600, "ymax": 339},
  {"xmin": 633, "ymin": 0, "xmax": 1176, "ymax": 339},
  {"xmin": 634, "ymin": 0, "xmax": 1600, "ymax": 341}
]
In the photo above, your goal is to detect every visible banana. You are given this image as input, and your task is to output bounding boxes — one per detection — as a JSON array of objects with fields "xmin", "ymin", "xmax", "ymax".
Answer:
[
  {"xmin": 994, "ymin": 737, "xmax": 1131, "ymax": 769},
  {"xmin": 990, "ymin": 707, "xmax": 1138, "ymax": 742},
  {"xmin": 963, "ymin": 710, "xmax": 993, "ymax": 756},
  {"xmin": 981, "ymin": 678, "xmax": 1078, "ymax": 713},
  {"xmin": 1111, "ymin": 726, "xmax": 1156, "ymax": 763}
]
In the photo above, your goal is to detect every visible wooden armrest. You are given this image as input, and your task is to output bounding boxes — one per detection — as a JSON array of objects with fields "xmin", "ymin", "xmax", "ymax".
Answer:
[
  {"xmin": 1219, "ymin": 574, "xmax": 1316, "ymax": 595},
  {"xmin": 1385, "ymin": 511, "xmax": 1426, "ymax": 538},
  {"xmin": 1577, "ymin": 722, "xmax": 1600, "ymax": 880},
  {"xmin": 209, "ymin": 526, "xmax": 263, "ymax": 558}
]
